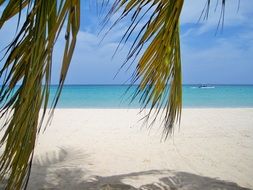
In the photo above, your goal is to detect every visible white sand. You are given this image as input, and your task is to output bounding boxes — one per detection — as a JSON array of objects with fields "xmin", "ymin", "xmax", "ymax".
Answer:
[{"xmin": 4, "ymin": 109, "xmax": 253, "ymax": 189}]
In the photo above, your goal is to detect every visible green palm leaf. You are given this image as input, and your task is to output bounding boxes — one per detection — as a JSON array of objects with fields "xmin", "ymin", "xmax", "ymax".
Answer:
[
  {"xmin": 0, "ymin": 0, "xmax": 80, "ymax": 189},
  {"xmin": 107, "ymin": 0, "xmax": 184, "ymax": 138}
]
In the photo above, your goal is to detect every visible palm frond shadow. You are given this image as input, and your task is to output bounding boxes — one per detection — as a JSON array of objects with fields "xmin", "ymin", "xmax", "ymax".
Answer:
[
  {"xmin": 10, "ymin": 148, "xmax": 250, "ymax": 190},
  {"xmin": 28, "ymin": 147, "xmax": 90, "ymax": 188}
]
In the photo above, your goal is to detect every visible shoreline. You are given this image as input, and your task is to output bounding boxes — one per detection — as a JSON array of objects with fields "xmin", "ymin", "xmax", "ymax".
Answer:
[{"xmin": 49, "ymin": 107, "xmax": 253, "ymax": 109}]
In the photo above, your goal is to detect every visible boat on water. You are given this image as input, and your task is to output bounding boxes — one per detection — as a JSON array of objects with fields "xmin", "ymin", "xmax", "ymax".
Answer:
[{"xmin": 198, "ymin": 84, "xmax": 215, "ymax": 89}]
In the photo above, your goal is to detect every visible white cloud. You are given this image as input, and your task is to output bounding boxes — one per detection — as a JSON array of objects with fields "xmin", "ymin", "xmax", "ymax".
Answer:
[
  {"xmin": 52, "ymin": 28, "xmax": 135, "ymax": 84},
  {"xmin": 181, "ymin": 30, "xmax": 253, "ymax": 84},
  {"xmin": 179, "ymin": 0, "xmax": 253, "ymax": 84},
  {"xmin": 181, "ymin": 0, "xmax": 253, "ymax": 34}
]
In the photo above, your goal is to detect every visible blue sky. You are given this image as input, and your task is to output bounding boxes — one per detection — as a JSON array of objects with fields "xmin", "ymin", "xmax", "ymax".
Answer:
[{"xmin": 0, "ymin": 0, "xmax": 252, "ymax": 84}]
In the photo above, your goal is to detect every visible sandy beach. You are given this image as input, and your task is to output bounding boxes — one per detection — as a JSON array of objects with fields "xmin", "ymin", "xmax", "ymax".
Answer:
[{"xmin": 15, "ymin": 109, "xmax": 253, "ymax": 189}]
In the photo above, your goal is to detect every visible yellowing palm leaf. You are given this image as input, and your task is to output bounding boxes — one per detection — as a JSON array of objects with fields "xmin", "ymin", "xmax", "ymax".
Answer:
[
  {"xmin": 0, "ymin": 0, "xmax": 80, "ymax": 189},
  {"xmin": 107, "ymin": 0, "xmax": 184, "ymax": 138}
]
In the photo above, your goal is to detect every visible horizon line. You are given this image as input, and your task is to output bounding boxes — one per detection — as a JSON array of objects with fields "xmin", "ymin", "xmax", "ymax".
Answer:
[{"xmin": 50, "ymin": 83, "xmax": 253, "ymax": 86}]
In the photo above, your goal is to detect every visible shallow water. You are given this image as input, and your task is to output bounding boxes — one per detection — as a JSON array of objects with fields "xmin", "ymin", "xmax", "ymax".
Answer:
[{"xmin": 46, "ymin": 85, "xmax": 253, "ymax": 108}]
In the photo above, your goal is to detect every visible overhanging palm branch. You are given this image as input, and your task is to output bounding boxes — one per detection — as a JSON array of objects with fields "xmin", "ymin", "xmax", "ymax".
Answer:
[
  {"xmin": 105, "ymin": 0, "xmax": 226, "ymax": 137},
  {"xmin": 106, "ymin": 0, "xmax": 184, "ymax": 138},
  {"xmin": 0, "ymin": 0, "xmax": 80, "ymax": 189}
]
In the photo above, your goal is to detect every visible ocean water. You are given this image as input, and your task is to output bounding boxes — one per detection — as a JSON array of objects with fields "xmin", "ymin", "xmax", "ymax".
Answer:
[{"xmin": 47, "ymin": 85, "xmax": 253, "ymax": 108}]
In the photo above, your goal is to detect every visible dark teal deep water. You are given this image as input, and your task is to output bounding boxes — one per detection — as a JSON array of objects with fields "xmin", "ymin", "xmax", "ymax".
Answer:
[{"xmin": 47, "ymin": 85, "xmax": 253, "ymax": 108}]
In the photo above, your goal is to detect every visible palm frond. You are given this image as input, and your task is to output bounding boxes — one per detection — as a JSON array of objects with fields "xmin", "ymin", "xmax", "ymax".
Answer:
[
  {"xmin": 107, "ymin": 0, "xmax": 184, "ymax": 138},
  {"xmin": 0, "ymin": 0, "xmax": 80, "ymax": 189},
  {"xmin": 199, "ymin": 0, "xmax": 227, "ymax": 33}
]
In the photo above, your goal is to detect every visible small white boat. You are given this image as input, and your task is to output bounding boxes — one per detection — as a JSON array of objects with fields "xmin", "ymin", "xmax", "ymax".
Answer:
[{"xmin": 198, "ymin": 85, "xmax": 215, "ymax": 89}]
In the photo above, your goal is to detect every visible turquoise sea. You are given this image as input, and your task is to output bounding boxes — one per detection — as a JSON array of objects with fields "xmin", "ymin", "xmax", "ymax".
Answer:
[{"xmin": 48, "ymin": 85, "xmax": 253, "ymax": 108}]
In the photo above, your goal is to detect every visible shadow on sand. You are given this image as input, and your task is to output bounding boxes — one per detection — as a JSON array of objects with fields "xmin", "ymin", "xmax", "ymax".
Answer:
[{"xmin": 1, "ymin": 147, "xmax": 251, "ymax": 190}]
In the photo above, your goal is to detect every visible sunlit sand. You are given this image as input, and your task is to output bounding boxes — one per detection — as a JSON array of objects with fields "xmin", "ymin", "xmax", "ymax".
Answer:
[{"xmin": 23, "ymin": 108, "xmax": 253, "ymax": 189}]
